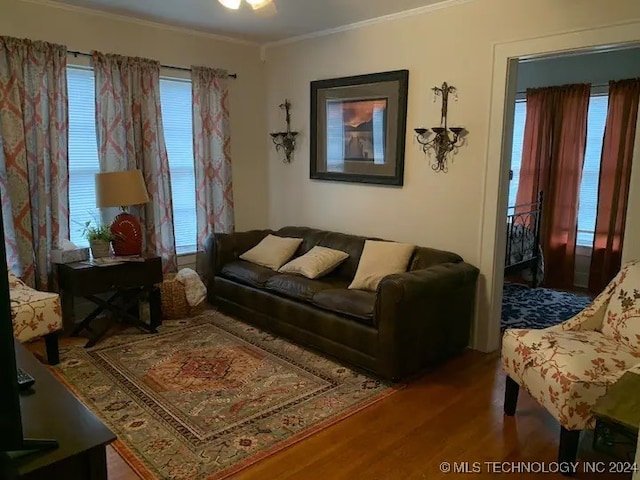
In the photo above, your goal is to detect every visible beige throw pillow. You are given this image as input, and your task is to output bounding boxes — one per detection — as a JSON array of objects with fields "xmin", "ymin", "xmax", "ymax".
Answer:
[
  {"xmin": 279, "ymin": 246, "xmax": 349, "ymax": 279},
  {"xmin": 349, "ymin": 240, "xmax": 415, "ymax": 291},
  {"xmin": 239, "ymin": 234, "xmax": 303, "ymax": 271}
]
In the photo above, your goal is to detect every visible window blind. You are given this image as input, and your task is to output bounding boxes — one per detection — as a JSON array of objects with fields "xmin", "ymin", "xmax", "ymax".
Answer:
[
  {"xmin": 509, "ymin": 95, "xmax": 607, "ymax": 248},
  {"xmin": 67, "ymin": 68, "xmax": 198, "ymax": 254},
  {"xmin": 507, "ymin": 100, "xmax": 527, "ymax": 210},
  {"xmin": 577, "ymin": 95, "xmax": 608, "ymax": 248},
  {"xmin": 159, "ymin": 77, "xmax": 197, "ymax": 254},
  {"xmin": 67, "ymin": 66, "xmax": 100, "ymax": 248}
]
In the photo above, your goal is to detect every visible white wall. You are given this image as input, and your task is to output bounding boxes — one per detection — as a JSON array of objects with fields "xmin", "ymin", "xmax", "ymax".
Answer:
[
  {"xmin": 1, "ymin": 0, "xmax": 269, "ymax": 233},
  {"xmin": 263, "ymin": 0, "xmax": 640, "ymax": 350}
]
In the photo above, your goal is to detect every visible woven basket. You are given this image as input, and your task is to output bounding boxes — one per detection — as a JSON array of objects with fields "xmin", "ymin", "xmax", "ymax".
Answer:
[{"xmin": 159, "ymin": 274, "xmax": 191, "ymax": 319}]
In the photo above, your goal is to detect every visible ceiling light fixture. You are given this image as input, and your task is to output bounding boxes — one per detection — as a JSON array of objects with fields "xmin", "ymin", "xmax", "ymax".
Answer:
[
  {"xmin": 218, "ymin": 0, "xmax": 272, "ymax": 10},
  {"xmin": 246, "ymin": 0, "xmax": 270, "ymax": 9},
  {"xmin": 218, "ymin": 0, "xmax": 241, "ymax": 9}
]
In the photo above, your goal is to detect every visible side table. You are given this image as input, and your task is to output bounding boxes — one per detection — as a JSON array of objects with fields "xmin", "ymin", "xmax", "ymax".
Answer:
[
  {"xmin": 58, "ymin": 256, "xmax": 163, "ymax": 347},
  {"xmin": 592, "ymin": 371, "xmax": 640, "ymax": 461}
]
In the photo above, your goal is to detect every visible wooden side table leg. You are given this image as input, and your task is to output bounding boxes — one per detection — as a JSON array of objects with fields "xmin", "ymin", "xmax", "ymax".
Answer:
[{"xmin": 60, "ymin": 289, "xmax": 76, "ymax": 333}]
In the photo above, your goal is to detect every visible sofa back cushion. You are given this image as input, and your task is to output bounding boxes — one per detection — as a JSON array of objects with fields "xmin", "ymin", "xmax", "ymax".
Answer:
[
  {"xmin": 602, "ymin": 260, "xmax": 640, "ymax": 350},
  {"xmin": 410, "ymin": 247, "xmax": 463, "ymax": 270},
  {"xmin": 275, "ymin": 226, "xmax": 462, "ymax": 282}
]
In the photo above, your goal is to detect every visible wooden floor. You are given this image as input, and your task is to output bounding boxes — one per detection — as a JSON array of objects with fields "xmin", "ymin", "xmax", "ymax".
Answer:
[{"xmin": 103, "ymin": 350, "xmax": 632, "ymax": 480}]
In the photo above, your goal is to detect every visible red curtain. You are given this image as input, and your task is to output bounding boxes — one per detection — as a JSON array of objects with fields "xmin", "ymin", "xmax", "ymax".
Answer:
[
  {"xmin": 589, "ymin": 78, "xmax": 640, "ymax": 294},
  {"xmin": 515, "ymin": 84, "xmax": 590, "ymax": 290}
]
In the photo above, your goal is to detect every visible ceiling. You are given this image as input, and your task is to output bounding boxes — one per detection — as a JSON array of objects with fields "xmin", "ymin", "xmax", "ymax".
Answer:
[{"xmin": 50, "ymin": 0, "xmax": 451, "ymax": 44}]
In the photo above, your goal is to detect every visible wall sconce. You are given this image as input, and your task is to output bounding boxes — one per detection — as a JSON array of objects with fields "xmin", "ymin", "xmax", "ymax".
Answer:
[
  {"xmin": 414, "ymin": 82, "xmax": 466, "ymax": 173},
  {"xmin": 270, "ymin": 99, "xmax": 299, "ymax": 163}
]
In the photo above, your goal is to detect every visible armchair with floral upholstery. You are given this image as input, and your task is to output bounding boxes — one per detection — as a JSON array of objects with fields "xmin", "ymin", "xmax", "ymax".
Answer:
[
  {"xmin": 9, "ymin": 271, "xmax": 62, "ymax": 365},
  {"xmin": 502, "ymin": 260, "xmax": 640, "ymax": 469}
]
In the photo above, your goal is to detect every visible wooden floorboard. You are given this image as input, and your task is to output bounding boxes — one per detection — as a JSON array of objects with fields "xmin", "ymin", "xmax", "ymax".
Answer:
[{"xmin": 100, "ymin": 349, "xmax": 631, "ymax": 480}]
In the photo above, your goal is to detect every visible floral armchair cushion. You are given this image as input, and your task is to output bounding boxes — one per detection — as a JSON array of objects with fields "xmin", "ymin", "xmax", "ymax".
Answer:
[
  {"xmin": 602, "ymin": 260, "xmax": 640, "ymax": 350},
  {"xmin": 9, "ymin": 273, "xmax": 63, "ymax": 343},
  {"xmin": 502, "ymin": 328, "xmax": 640, "ymax": 430}
]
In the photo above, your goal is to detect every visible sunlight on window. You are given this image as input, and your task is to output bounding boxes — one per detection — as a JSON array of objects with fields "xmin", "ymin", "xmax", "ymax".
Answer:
[{"xmin": 508, "ymin": 95, "xmax": 608, "ymax": 248}]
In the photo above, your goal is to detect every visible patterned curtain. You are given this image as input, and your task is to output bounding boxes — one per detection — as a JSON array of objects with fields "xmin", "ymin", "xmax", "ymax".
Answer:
[
  {"xmin": 0, "ymin": 36, "xmax": 69, "ymax": 290},
  {"xmin": 92, "ymin": 52, "xmax": 177, "ymax": 273},
  {"xmin": 191, "ymin": 66, "xmax": 234, "ymax": 254}
]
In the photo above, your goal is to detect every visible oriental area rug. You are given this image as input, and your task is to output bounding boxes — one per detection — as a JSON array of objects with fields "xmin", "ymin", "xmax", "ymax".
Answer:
[{"xmin": 54, "ymin": 310, "xmax": 398, "ymax": 480}]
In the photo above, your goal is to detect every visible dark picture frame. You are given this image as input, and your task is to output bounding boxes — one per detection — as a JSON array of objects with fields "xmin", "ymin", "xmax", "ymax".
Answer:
[{"xmin": 310, "ymin": 70, "xmax": 409, "ymax": 186}]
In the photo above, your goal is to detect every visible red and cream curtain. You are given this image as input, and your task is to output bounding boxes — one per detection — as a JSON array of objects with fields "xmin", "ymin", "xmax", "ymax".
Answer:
[
  {"xmin": 0, "ymin": 36, "xmax": 69, "ymax": 290},
  {"xmin": 92, "ymin": 52, "xmax": 177, "ymax": 272},
  {"xmin": 191, "ymin": 66, "xmax": 234, "ymax": 253},
  {"xmin": 515, "ymin": 84, "xmax": 591, "ymax": 290},
  {"xmin": 588, "ymin": 78, "xmax": 640, "ymax": 294}
]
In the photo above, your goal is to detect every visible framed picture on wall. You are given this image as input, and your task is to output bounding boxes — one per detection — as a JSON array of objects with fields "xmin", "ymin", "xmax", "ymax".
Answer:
[{"xmin": 310, "ymin": 70, "xmax": 409, "ymax": 186}]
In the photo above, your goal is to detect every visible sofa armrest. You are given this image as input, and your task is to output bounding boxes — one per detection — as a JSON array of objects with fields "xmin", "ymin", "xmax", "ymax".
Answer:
[
  {"xmin": 204, "ymin": 229, "xmax": 273, "ymax": 276},
  {"xmin": 375, "ymin": 262, "xmax": 479, "ymax": 380}
]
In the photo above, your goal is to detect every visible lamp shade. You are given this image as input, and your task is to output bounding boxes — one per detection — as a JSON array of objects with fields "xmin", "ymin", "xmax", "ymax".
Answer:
[{"xmin": 95, "ymin": 170, "xmax": 150, "ymax": 208}]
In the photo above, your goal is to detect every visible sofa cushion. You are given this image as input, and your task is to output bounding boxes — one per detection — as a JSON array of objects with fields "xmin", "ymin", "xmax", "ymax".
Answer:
[
  {"xmin": 349, "ymin": 240, "xmax": 415, "ymax": 291},
  {"xmin": 279, "ymin": 246, "xmax": 349, "ymax": 279},
  {"xmin": 220, "ymin": 260, "xmax": 278, "ymax": 288},
  {"xmin": 276, "ymin": 227, "xmax": 327, "ymax": 256},
  {"xmin": 239, "ymin": 234, "xmax": 303, "ymax": 270},
  {"xmin": 265, "ymin": 274, "xmax": 347, "ymax": 302},
  {"xmin": 312, "ymin": 289, "xmax": 376, "ymax": 326}
]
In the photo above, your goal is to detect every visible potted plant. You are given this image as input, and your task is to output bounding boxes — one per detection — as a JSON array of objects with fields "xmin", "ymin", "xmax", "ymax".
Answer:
[{"xmin": 82, "ymin": 220, "xmax": 114, "ymax": 259}]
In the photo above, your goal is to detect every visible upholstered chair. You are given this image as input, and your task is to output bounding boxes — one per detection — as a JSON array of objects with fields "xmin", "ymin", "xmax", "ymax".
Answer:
[
  {"xmin": 501, "ymin": 260, "xmax": 640, "ymax": 468},
  {"xmin": 8, "ymin": 271, "xmax": 63, "ymax": 364}
]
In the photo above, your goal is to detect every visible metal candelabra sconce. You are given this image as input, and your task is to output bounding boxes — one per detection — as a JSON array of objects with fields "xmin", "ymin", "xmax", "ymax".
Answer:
[
  {"xmin": 414, "ymin": 82, "xmax": 465, "ymax": 173},
  {"xmin": 270, "ymin": 99, "xmax": 299, "ymax": 163}
]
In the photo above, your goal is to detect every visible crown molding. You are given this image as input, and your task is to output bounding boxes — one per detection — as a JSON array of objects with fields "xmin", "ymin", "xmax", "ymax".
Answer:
[
  {"xmin": 19, "ymin": 0, "xmax": 260, "ymax": 47},
  {"xmin": 261, "ymin": 0, "xmax": 474, "ymax": 50}
]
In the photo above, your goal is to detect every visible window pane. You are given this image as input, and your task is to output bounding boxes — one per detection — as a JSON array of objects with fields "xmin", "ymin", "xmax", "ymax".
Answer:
[
  {"xmin": 509, "ymin": 95, "xmax": 607, "ymax": 248},
  {"xmin": 67, "ymin": 66, "xmax": 100, "ymax": 248},
  {"xmin": 577, "ymin": 95, "xmax": 608, "ymax": 247},
  {"xmin": 159, "ymin": 78, "xmax": 197, "ymax": 254},
  {"xmin": 508, "ymin": 100, "xmax": 526, "ymax": 209}
]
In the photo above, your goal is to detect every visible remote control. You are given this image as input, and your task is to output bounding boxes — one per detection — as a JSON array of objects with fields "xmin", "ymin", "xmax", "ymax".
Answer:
[{"xmin": 17, "ymin": 367, "xmax": 35, "ymax": 391}]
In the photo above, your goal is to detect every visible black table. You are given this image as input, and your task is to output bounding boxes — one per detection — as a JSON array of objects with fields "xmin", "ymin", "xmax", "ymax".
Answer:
[
  {"xmin": 58, "ymin": 256, "xmax": 163, "ymax": 347},
  {"xmin": 1, "ymin": 341, "xmax": 116, "ymax": 479}
]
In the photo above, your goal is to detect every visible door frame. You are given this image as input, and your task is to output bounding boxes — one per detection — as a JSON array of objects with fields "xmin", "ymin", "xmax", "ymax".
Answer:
[{"xmin": 474, "ymin": 21, "xmax": 640, "ymax": 353}]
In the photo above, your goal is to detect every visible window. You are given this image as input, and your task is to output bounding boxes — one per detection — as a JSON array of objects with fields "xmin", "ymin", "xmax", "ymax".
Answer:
[
  {"xmin": 159, "ymin": 77, "xmax": 197, "ymax": 254},
  {"xmin": 508, "ymin": 95, "xmax": 608, "ymax": 248},
  {"xmin": 67, "ymin": 66, "xmax": 100, "ymax": 247},
  {"xmin": 507, "ymin": 100, "xmax": 526, "ymax": 209},
  {"xmin": 67, "ymin": 66, "xmax": 197, "ymax": 253}
]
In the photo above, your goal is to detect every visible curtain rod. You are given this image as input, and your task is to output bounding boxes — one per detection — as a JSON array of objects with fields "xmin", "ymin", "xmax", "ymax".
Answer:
[
  {"xmin": 516, "ymin": 82, "xmax": 608, "ymax": 95},
  {"xmin": 67, "ymin": 50, "xmax": 237, "ymax": 78}
]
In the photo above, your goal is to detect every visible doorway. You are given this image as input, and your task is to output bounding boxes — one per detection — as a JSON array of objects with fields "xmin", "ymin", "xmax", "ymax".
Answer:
[
  {"xmin": 500, "ymin": 47, "xmax": 640, "ymax": 331},
  {"xmin": 475, "ymin": 21, "xmax": 640, "ymax": 354}
]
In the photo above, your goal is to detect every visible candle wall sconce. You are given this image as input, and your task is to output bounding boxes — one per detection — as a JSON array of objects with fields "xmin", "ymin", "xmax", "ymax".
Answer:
[
  {"xmin": 414, "ymin": 82, "xmax": 466, "ymax": 173},
  {"xmin": 270, "ymin": 99, "xmax": 299, "ymax": 163}
]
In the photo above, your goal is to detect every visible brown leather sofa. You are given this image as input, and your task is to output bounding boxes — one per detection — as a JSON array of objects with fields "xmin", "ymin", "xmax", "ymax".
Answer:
[{"xmin": 205, "ymin": 226, "xmax": 479, "ymax": 381}]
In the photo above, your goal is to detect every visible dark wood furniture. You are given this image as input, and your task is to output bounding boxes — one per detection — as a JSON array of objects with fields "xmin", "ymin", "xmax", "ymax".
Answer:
[
  {"xmin": 0, "ymin": 341, "xmax": 116, "ymax": 479},
  {"xmin": 58, "ymin": 256, "xmax": 163, "ymax": 347},
  {"xmin": 504, "ymin": 191, "xmax": 544, "ymax": 286},
  {"xmin": 592, "ymin": 371, "xmax": 640, "ymax": 461}
]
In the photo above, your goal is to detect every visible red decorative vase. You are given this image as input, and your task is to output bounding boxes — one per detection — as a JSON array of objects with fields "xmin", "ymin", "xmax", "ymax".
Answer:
[{"xmin": 110, "ymin": 212, "xmax": 143, "ymax": 256}]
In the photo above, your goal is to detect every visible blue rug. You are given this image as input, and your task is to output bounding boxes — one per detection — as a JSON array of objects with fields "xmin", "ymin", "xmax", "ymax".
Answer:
[{"xmin": 501, "ymin": 282, "xmax": 592, "ymax": 330}]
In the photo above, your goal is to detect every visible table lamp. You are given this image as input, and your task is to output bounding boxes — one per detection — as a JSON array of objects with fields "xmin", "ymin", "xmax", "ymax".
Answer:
[{"xmin": 95, "ymin": 170, "xmax": 150, "ymax": 256}]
